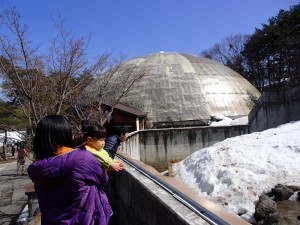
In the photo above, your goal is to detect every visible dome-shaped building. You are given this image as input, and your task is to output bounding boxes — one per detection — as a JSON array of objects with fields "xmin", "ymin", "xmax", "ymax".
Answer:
[{"xmin": 88, "ymin": 52, "xmax": 261, "ymax": 129}]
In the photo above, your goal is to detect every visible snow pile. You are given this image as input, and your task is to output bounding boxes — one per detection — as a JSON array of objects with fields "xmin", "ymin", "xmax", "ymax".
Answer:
[
  {"xmin": 0, "ymin": 131, "xmax": 25, "ymax": 146},
  {"xmin": 173, "ymin": 121, "xmax": 300, "ymax": 223},
  {"xmin": 209, "ymin": 115, "xmax": 248, "ymax": 126}
]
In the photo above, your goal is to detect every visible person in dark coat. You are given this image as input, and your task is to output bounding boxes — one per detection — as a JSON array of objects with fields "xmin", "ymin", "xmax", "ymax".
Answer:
[
  {"xmin": 27, "ymin": 115, "xmax": 112, "ymax": 225},
  {"xmin": 104, "ymin": 126, "xmax": 129, "ymax": 159},
  {"xmin": 11, "ymin": 145, "xmax": 16, "ymax": 156}
]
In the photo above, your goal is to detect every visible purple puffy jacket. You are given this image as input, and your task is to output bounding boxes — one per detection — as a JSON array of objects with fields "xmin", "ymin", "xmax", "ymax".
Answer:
[{"xmin": 28, "ymin": 148, "xmax": 112, "ymax": 225}]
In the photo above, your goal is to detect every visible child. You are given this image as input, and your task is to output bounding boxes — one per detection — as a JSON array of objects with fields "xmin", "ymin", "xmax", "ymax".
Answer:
[
  {"xmin": 80, "ymin": 124, "xmax": 124, "ymax": 172},
  {"xmin": 104, "ymin": 126, "xmax": 129, "ymax": 159}
]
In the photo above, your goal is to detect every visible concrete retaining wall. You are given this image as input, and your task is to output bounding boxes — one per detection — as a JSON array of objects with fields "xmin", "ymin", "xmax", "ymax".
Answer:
[
  {"xmin": 106, "ymin": 165, "xmax": 206, "ymax": 225},
  {"xmin": 122, "ymin": 86, "xmax": 300, "ymax": 171},
  {"xmin": 122, "ymin": 125, "xmax": 249, "ymax": 171},
  {"xmin": 107, "ymin": 153, "xmax": 250, "ymax": 225},
  {"xmin": 249, "ymin": 86, "xmax": 300, "ymax": 132}
]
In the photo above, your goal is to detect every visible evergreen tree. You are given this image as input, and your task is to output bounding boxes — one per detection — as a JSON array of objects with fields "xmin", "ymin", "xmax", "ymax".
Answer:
[{"xmin": 243, "ymin": 3, "xmax": 300, "ymax": 91}]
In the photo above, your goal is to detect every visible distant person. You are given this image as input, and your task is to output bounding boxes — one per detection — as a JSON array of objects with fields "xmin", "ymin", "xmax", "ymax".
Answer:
[
  {"xmin": 104, "ymin": 126, "xmax": 129, "ymax": 159},
  {"xmin": 16, "ymin": 146, "xmax": 27, "ymax": 175},
  {"xmin": 11, "ymin": 145, "xmax": 16, "ymax": 156},
  {"xmin": 79, "ymin": 123, "xmax": 124, "ymax": 172},
  {"xmin": 27, "ymin": 115, "xmax": 112, "ymax": 225}
]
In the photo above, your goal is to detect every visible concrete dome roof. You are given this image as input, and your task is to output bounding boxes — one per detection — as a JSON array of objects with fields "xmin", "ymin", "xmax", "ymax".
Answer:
[{"xmin": 94, "ymin": 52, "xmax": 261, "ymax": 127}]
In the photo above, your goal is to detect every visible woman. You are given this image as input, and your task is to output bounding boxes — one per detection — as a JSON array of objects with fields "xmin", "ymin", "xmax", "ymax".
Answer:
[{"xmin": 27, "ymin": 115, "xmax": 112, "ymax": 225}]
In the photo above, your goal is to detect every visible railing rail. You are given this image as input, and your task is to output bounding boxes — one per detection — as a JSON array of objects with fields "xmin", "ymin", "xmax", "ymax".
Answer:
[{"xmin": 117, "ymin": 153, "xmax": 232, "ymax": 225}]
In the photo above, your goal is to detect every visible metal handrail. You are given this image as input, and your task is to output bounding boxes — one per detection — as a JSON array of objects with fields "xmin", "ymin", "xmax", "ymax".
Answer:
[{"xmin": 116, "ymin": 153, "xmax": 231, "ymax": 225}]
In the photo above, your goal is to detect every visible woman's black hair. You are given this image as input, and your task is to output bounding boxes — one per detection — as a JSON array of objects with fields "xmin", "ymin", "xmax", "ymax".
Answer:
[
  {"xmin": 82, "ymin": 124, "xmax": 107, "ymax": 142},
  {"xmin": 106, "ymin": 125, "xmax": 129, "ymax": 136},
  {"xmin": 33, "ymin": 115, "xmax": 73, "ymax": 160}
]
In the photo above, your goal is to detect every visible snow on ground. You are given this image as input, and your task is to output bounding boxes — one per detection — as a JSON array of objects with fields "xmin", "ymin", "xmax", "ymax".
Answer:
[
  {"xmin": 173, "ymin": 120, "xmax": 300, "ymax": 223},
  {"xmin": 209, "ymin": 115, "xmax": 248, "ymax": 126},
  {"xmin": 0, "ymin": 131, "xmax": 25, "ymax": 146}
]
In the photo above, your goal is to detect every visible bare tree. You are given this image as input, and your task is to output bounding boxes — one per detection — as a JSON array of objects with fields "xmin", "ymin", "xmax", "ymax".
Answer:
[
  {"xmin": 0, "ymin": 7, "xmax": 50, "ymax": 137},
  {"xmin": 46, "ymin": 16, "xmax": 92, "ymax": 115},
  {"xmin": 0, "ymin": 8, "xmax": 92, "ymax": 135},
  {"xmin": 72, "ymin": 54, "xmax": 147, "ymax": 126},
  {"xmin": 200, "ymin": 34, "xmax": 250, "ymax": 76},
  {"xmin": 0, "ymin": 7, "xmax": 147, "ymax": 137},
  {"xmin": 0, "ymin": 126, "xmax": 7, "ymax": 160}
]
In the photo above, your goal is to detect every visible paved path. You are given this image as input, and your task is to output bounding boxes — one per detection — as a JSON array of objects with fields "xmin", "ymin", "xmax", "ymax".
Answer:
[{"xmin": 0, "ymin": 156, "xmax": 33, "ymax": 225}]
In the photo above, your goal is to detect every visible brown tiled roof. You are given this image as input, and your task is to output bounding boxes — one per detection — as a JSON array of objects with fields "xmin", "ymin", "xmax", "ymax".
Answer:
[{"xmin": 104, "ymin": 102, "xmax": 147, "ymax": 117}]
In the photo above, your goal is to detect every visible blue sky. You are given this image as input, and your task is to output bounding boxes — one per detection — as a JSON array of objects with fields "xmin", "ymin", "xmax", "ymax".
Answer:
[{"xmin": 0, "ymin": 0, "xmax": 299, "ymax": 62}]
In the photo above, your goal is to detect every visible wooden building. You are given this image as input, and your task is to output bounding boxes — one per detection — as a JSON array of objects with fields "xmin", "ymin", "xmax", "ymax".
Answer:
[{"xmin": 105, "ymin": 103, "xmax": 147, "ymax": 132}]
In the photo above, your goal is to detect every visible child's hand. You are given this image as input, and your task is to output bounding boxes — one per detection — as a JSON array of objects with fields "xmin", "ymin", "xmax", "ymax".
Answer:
[
  {"xmin": 110, "ymin": 161, "xmax": 124, "ymax": 172},
  {"xmin": 116, "ymin": 160, "xmax": 124, "ymax": 168}
]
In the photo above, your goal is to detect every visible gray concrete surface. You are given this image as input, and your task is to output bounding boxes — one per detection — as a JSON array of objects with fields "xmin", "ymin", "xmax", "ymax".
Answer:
[
  {"xmin": 249, "ymin": 85, "xmax": 300, "ymax": 132},
  {"xmin": 122, "ymin": 125, "xmax": 249, "ymax": 171},
  {"xmin": 108, "ymin": 153, "xmax": 250, "ymax": 225},
  {"xmin": 0, "ymin": 154, "xmax": 33, "ymax": 225},
  {"xmin": 107, "ymin": 157, "xmax": 210, "ymax": 225}
]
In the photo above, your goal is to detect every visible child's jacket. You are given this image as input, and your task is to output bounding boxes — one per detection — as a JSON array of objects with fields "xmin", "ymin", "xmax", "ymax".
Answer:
[{"xmin": 83, "ymin": 144, "xmax": 117, "ymax": 169}]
